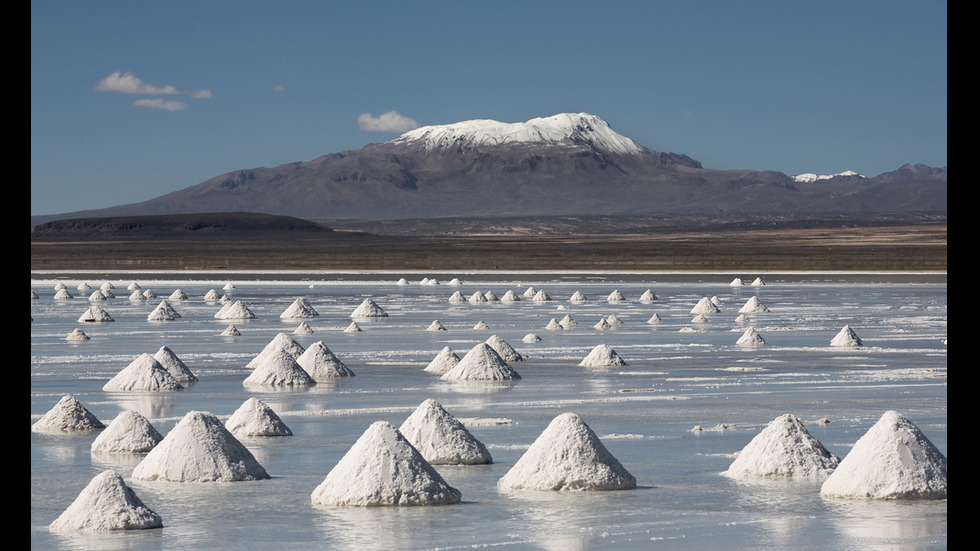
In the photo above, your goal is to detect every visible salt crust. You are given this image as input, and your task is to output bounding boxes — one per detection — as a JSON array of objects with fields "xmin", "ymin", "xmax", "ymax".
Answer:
[
  {"xmin": 423, "ymin": 346, "xmax": 460, "ymax": 374},
  {"xmin": 497, "ymin": 413, "xmax": 636, "ymax": 491},
  {"xmin": 91, "ymin": 410, "xmax": 163, "ymax": 454},
  {"xmin": 132, "ymin": 410, "xmax": 269, "ymax": 482},
  {"xmin": 32, "ymin": 395, "xmax": 105, "ymax": 433},
  {"xmin": 310, "ymin": 421, "xmax": 461, "ymax": 506},
  {"xmin": 49, "ymin": 471, "xmax": 162, "ymax": 533},
  {"xmin": 579, "ymin": 344, "xmax": 627, "ymax": 368},
  {"xmin": 103, "ymin": 354, "xmax": 184, "ymax": 392},
  {"xmin": 820, "ymin": 410, "xmax": 947, "ymax": 499},
  {"xmin": 440, "ymin": 343, "xmax": 521, "ymax": 381},
  {"xmin": 225, "ymin": 397, "xmax": 292, "ymax": 437},
  {"xmin": 722, "ymin": 414, "xmax": 839, "ymax": 480},
  {"xmin": 296, "ymin": 341, "xmax": 355, "ymax": 380},
  {"xmin": 399, "ymin": 399, "xmax": 492, "ymax": 465}
]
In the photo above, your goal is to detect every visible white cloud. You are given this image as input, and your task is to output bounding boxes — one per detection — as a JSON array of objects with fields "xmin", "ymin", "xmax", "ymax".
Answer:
[
  {"xmin": 187, "ymin": 89, "xmax": 213, "ymax": 99},
  {"xmin": 95, "ymin": 72, "xmax": 178, "ymax": 95},
  {"xmin": 131, "ymin": 98, "xmax": 188, "ymax": 111},
  {"xmin": 272, "ymin": 84, "xmax": 286, "ymax": 93},
  {"xmin": 357, "ymin": 111, "xmax": 419, "ymax": 132}
]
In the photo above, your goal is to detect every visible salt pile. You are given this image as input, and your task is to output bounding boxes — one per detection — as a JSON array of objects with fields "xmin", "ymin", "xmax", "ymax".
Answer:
[
  {"xmin": 132, "ymin": 410, "xmax": 270, "ymax": 482},
  {"xmin": 606, "ymin": 314, "xmax": 623, "ymax": 325},
  {"xmin": 559, "ymin": 314, "xmax": 577, "ymax": 329},
  {"xmin": 639, "ymin": 289, "xmax": 658, "ymax": 302},
  {"xmin": 78, "ymin": 305, "xmax": 114, "ymax": 322},
  {"xmin": 48, "ymin": 471, "xmax": 162, "ymax": 533},
  {"xmin": 100, "ymin": 282, "xmax": 115, "ymax": 292},
  {"xmin": 448, "ymin": 291, "xmax": 465, "ymax": 304},
  {"xmin": 593, "ymin": 317, "xmax": 611, "ymax": 330},
  {"xmin": 739, "ymin": 296, "xmax": 770, "ymax": 314},
  {"xmin": 350, "ymin": 298, "xmax": 388, "ymax": 318},
  {"xmin": 578, "ymin": 344, "xmax": 627, "ymax": 368},
  {"xmin": 467, "ymin": 291, "xmax": 486, "ymax": 304},
  {"xmin": 448, "ymin": 278, "xmax": 462, "ymax": 285},
  {"xmin": 215, "ymin": 300, "xmax": 256, "ymax": 320},
  {"xmin": 647, "ymin": 313, "xmax": 663, "ymax": 324},
  {"xmin": 607, "ymin": 290, "xmax": 626, "ymax": 302},
  {"xmin": 221, "ymin": 324, "xmax": 241, "ymax": 336},
  {"xmin": 751, "ymin": 277, "xmax": 765, "ymax": 286},
  {"xmin": 147, "ymin": 300, "xmax": 181, "ymax": 321},
  {"xmin": 243, "ymin": 347, "xmax": 316, "ymax": 387},
  {"xmin": 294, "ymin": 321, "xmax": 314, "ymax": 335},
  {"xmin": 820, "ymin": 411, "xmax": 947, "ymax": 499},
  {"xmin": 222, "ymin": 282, "xmax": 235, "ymax": 290},
  {"xmin": 691, "ymin": 314, "xmax": 709, "ymax": 323},
  {"xmin": 441, "ymin": 343, "xmax": 521, "ymax": 381},
  {"xmin": 485, "ymin": 334, "xmax": 523, "ymax": 362},
  {"xmin": 54, "ymin": 288, "xmax": 73, "ymax": 299},
  {"xmin": 532, "ymin": 290, "xmax": 551, "ymax": 302},
  {"xmin": 691, "ymin": 297, "xmax": 720, "ymax": 314},
  {"xmin": 203, "ymin": 289, "xmax": 221, "ymax": 300},
  {"xmin": 497, "ymin": 413, "xmax": 636, "ymax": 491},
  {"xmin": 736, "ymin": 327, "xmax": 766, "ymax": 346},
  {"xmin": 280, "ymin": 297, "xmax": 318, "ymax": 319},
  {"xmin": 53, "ymin": 282, "xmax": 67, "ymax": 290},
  {"xmin": 32, "ymin": 395, "xmax": 105, "ymax": 433},
  {"xmin": 545, "ymin": 318, "xmax": 563, "ymax": 330},
  {"xmin": 734, "ymin": 313, "xmax": 749, "ymax": 323},
  {"xmin": 500, "ymin": 290, "xmax": 521, "ymax": 302},
  {"xmin": 426, "ymin": 320, "xmax": 447, "ymax": 331},
  {"xmin": 424, "ymin": 346, "xmax": 461, "ymax": 374},
  {"xmin": 65, "ymin": 328, "xmax": 90, "ymax": 341},
  {"xmin": 344, "ymin": 321, "xmax": 362, "ymax": 333},
  {"xmin": 91, "ymin": 410, "xmax": 164, "ymax": 454},
  {"xmin": 103, "ymin": 354, "xmax": 184, "ymax": 392},
  {"xmin": 399, "ymin": 399, "xmax": 492, "ymax": 465},
  {"xmin": 88, "ymin": 290, "xmax": 109, "ymax": 301},
  {"xmin": 523, "ymin": 333, "xmax": 541, "ymax": 343},
  {"xmin": 247, "ymin": 333, "xmax": 306, "ymax": 368},
  {"xmin": 225, "ymin": 397, "xmax": 292, "ymax": 437},
  {"xmin": 127, "ymin": 282, "xmax": 141, "ymax": 291},
  {"xmin": 142, "ymin": 289, "xmax": 156, "ymax": 299},
  {"xmin": 569, "ymin": 290, "xmax": 587, "ymax": 302},
  {"xmin": 296, "ymin": 340, "xmax": 355, "ymax": 379},
  {"xmin": 128, "ymin": 290, "xmax": 146, "ymax": 301},
  {"xmin": 722, "ymin": 414, "xmax": 839, "ymax": 480},
  {"xmin": 168, "ymin": 289, "xmax": 187, "ymax": 300},
  {"xmin": 472, "ymin": 320, "xmax": 490, "ymax": 330},
  {"xmin": 396, "ymin": 278, "xmax": 409, "ymax": 285},
  {"xmin": 484, "ymin": 290, "xmax": 499, "ymax": 302},
  {"xmin": 523, "ymin": 287, "xmax": 537, "ymax": 297},
  {"xmin": 310, "ymin": 421, "xmax": 462, "ymax": 506},
  {"xmin": 830, "ymin": 325, "xmax": 863, "ymax": 347},
  {"xmin": 153, "ymin": 346, "xmax": 198, "ymax": 384},
  {"xmin": 730, "ymin": 278, "xmax": 744, "ymax": 286}
]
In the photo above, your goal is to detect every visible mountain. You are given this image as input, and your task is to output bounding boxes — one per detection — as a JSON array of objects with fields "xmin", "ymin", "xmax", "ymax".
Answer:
[{"xmin": 30, "ymin": 114, "xmax": 946, "ymax": 225}]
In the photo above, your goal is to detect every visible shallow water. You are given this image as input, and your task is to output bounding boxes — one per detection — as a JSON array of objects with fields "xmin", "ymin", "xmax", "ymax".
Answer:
[{"xmin": 31, "ymin": 272, "xmax": 947, "ymax": 550}]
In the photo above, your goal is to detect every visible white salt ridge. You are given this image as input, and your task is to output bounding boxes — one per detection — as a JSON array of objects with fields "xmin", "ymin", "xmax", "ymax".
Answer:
[
  {"xmin": 310, "ymin": 421, "xmax": 462, "ymax": 506},
  {"xmin": 215, "ymin": 300, "xmax": 256, "ymax": 320},
  {"xmin": 579, "ymin": 344, "xmax": 627, "ymax": 368},
  {"xmin": 399, "ymin": 399, "xmax": 492, "ymax": 465},
  {"xmin": 497, "ymin": 412, "xmax": 636, "ymax": 491},
  {"xmin": 225, "ymin": 397, "xmax": 293, "ymax": 437},
  {"xmin": 132, "ymin": 410, "xmax": 270, "ymax": 482},
  {"xmin": 247, "ymin": 333, "xmax": 306, "ymax": 368},
  {"xmin": 91, "ymin": 410, "xmax": 163, "ymax": 454},
  {"xmin": 424, "ymin": 346, "xmax": 461, "ymax": 374},
  {"xmin": 78, "ymin": 305, "xmax": 114, "ymax": 322},
  {"xmin": 65, "ymin": 328, "xmax": 90, "ymax": 341},
  {"xmin": 485, "ymin": 334, "xmax": 523, "ymax": 362},
  {"xmin": 243, "ymin": 347, "xmax": 316, "ymax": 387},
  {"xmin": 350, "ymin": 298, "xmax": 388, "ymax": 318},
  {"xmin": 425, "ymin": 320, "xmax": 447, "ymax": 331},
  {"xmin": 722, "ymin": 414, "xmax": 839, "ymax": 480},
  {"xmin": 296, "ymin": 341, "xmax": 355, "ymax": 379},
  {"xmin": 831, "ymin": 325, "xmax": 863, "ymax": 347},
  {"xmin": 820, "ymin": 411, "xmax": 947, "ymax": 499},
  {"xmin": 32, "ymin": 395, "xmax": 105, "ymax": 433},
  {"xmin": 739, "ymin": 296, "xmax": 770, "ymax": 314},
  {"xmin": 280, "ymin": 297, "xmax": 318, "ymax": 319},
  {"xmin": 103, "ymin": 354, "xmax": 184, "ymax": 392},
  {"xmin": 736, "ymin": 327, "xmax": 766, "ymax": 346},
  {"xmin": 154, "ymin": 346, "xmax": 197, "ymax": 384},
  {"xmin": 691, "ymin": 297, "xmax": 720, "ymax": 314},
  {"xmin": 147, "ymin": 300, "xmax": 181, "ymax": 321},
  {"xmin": 48, "ymin": 471, "xmax": 162, "ymax": 533},
  {"xmin": 441, "ymin": 343, "xmax": 521, "ymax": 381}
]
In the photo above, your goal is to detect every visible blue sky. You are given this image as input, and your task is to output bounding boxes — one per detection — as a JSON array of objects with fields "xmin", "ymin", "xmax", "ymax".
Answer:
[{"xmin": 31, "ymin": 1, "xmax": 947, "ymax": 216}]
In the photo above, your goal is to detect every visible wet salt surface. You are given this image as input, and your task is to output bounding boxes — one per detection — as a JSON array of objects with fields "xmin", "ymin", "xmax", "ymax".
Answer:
[{"xmin": 31, "ymin": 273, "xmax": 947, "ymax": 550}]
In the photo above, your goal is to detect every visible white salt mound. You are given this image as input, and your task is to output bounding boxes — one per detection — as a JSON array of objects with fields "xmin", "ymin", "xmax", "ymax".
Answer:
[
  {"xmin": 310, "ymin": 421, "xmax": 462, "ymax": 506},
  {"xmin": 65, "ymin": 328, "xmax": 90, "ymax": 341},
  {"xmin": 153, "ymin": 346, "xmax": 198, "ymax": 384},
  {"xmin": 294, "ymin": 321, "xmax": 314, "ymax": 335},
  {"xmin": 691, "ymin": 297, "xmax": 720, "ymax": 314},
  {"xmin": 221, "ymin": 324, "xmax": 241, "ymax": 336},
  {"xmin": 102, "ymin": 354, "xmax": 184, "ymax": 392},
  {"xmin": 523, "ymin": 287, "xmax": 537, "ymax": 297},
  {"xmin": 54, "ymin": 288, "xmax": 73, "ymax": 299},
  {"xmin": 91, "ymin": 410, "xmax": 164, "ymax": 454},
  {"xmin": 132, "ymin": 410, "xmax": 270, "ymax": 482},
  {"xmin": 831, "ymin": 325, "xmax": 863, "ymax": 347},
  {"xmin": 280, "ymin": 297, "xmax": 319, "ymax": 319},
  {"xmin": 546, "ymin": 318, "xmax": 563, "ymax": 330},
  {"xmin": 204, "ymin": 289, "xmax": 221, "ymax": 300},
  {"xmin": 424, "ymin": 346, "xmax": 461, "ymax": 375},
  {"xmin": 142, "ymin": 289, "xmax": 156, "ymax": 299},
  {"xmin": 751, "ymin": 277, "xmax": 765, "ymax": 286},
  {"xmin": 128, "ymin": 290, "xmax": 146, "ymax": 301},
  {"xmin": 350, "ymin": 298, "xmax": 388, "ymax": 318},
  {"xmin": 739, "ymin": 296, "xmax": 770, "ymax": 314},
  {"xmin": 639, "ymin": 289, "xmax": 658, "ymax": 302},
  {"xmin": 426, "ymin": 320, "xmax": 447, "ymax": 331},
  {"xmin": 472, "ymin": 320, "xmax": 490, "ymax": 330},
  {"xmin": 215, "ymin": 300, "xmax": 256, "ymax": 320},
  {"xmin": 147, "ymin": 300, "xmax": 181, "ymax": 321},
  {"xmin": 593, "ymin": 317, "xmax": 610, "ymax": 330},
  {"xmin": 497, "ymin": 412, "xmax": 636, "ymax": 491},
  {"xmin": 559, "ymin": 314, "xmax": 577, "ymax": 329},
  {"xmin": 168, "ymin": 289, "xmax": 187, "ymax": 300},
  {"xmin": 89, "ymin": 290, "xmax": 108, "ymax": 301},
  {"xmin": 607, "ymin": 290, "xmax": 626, "ymax": 302},
  {"xmin": 721, "ymin": 414, "xmax": 839, "ymax": 480},
  {"xmin": 647, "ymin": 313, "xmax": 663, "ymax": 324},
  {"xmin": 78, "ymin": 305, "xmax": 114, "ymax": 322},
  {"xmin": 606, "ymin": 314, "xmax": 623, "ymax": 324},
  {"xmin": 32, "ymin": 395, "xmax": 105, "ymax": 433},
  {"xmin": 820, "ymin": 410, "xmax": 947, "ymax": 499},
  {"xmin": 49, "ymin": 471, "xmax": 162, "ymax": 533},
  {"xmin": 296, "ymin": 340, "xmax": 355, "ymax": 379},
  {"xmin": 225, "ymin": 397, "xmax": 292, "ymax": 437},
  {"xmin": 579, "ymin": 344, "xmax": 627, "ymax": 368},
  {"xmin": 399, "ymin": 399, "xmax": 492, "ymax": 465},
  {"xmin": 485, "ymin": 334, "xmax": 523, "ymax": 362},
  {"xmin": 730, "ymin": 278, "xmax": 744, "ymax": 286},
  {"xmin": 247, "ymin": 333, "xmax": 306, "ymax": 368},
  {"xmin": 569, "ymin": 290, "xmax": 587, "ymax": 302},
  {"xmin": 469, "ymin": 291, "xmax": 487, "ymax": 303},
  {"xmin": 523, "ymin": 333, "xmax": 542, "ymax": 343},
  {"xmin": 344, "ymin": 321, "xmax": 362, "ymax": 333},
  {"xmin": 532, "ymin": 290, "xmax": 551, "ymax": 302},
  {"xmin": 448, "ymin": 291, "xmax": 465, "ymax": 304},
  {"xmin": 736, "ymin": 327, "xmax": 766, "ymax": 346},
  {"xmin": 441, "ymin": 343, "xmax": 521, "ymax": 381},
  {"xmin": 500, "ymin": 290, "xmax": 521, "ymax": 302},
  {"xmin": 243, "ymin": 347, "xmax": 316, "ymax": 387}
]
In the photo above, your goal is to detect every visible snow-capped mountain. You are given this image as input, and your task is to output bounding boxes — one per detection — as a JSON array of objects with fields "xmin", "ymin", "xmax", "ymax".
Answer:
[{"xmin": 792, "ymin": 170, "xmax": 865, "ymax": 183}]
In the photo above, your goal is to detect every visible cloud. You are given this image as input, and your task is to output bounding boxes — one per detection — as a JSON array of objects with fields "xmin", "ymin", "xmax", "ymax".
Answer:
[
  {"xmin": 357, "ymin": 111, "xmax": 419, "ymax": 132},
  {"xmin": 131, "ymin": 98, "xmax": 188, "ymax": 111},
  {"xmin": 272, "ymin": 84, "xmax": 286, "ymax": 93},
  {"xmin": 95, "ymin": 72, "xmax": 178, "ymax": 95},
  {"xmin": 187, "ymin": 89, "xmax": 213, "ymax": 99}
]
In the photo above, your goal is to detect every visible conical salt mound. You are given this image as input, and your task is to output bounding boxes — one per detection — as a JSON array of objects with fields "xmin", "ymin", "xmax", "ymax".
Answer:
[
  {"xmin": 468, "ymin": 291, "xmax": 487, "ymax": 304},
  {"xmin": 722, "ymin": 414, "xmax": 839, "ymax": 480},
  {"xmin": 448, "ymin": 291, "xmax": 466, "ymax": 304},
  {"xmin": 424, "ymin": 346, "xmax": 461, "ymax": 374},
  {"xmin": 168, "ymin": 289, "xmax": 187, "ymax": 300},
  {"xmin": 425, "ymin": 320, "xmax": 447, "ymax": 331},
  {"xmin": 647, "ymin": 313, "xmax": 663, "ymax": 324},
  {"xmin": 204, "ymin": 289, "xmax": 221, "ymax": 300},
  {"xmin": 32, "ymin": 395, "xmax": 105, "ymax": 433},
  {"xmin": 243, "ymin": 347, "xmax": 316, "ymax": 387},
  {"xmin": 350, "ymin": 298, "xmax": 388, "ymax": 318},
  {"xmin": 132, "ymin": 410, "xmax": 270, "ymax": 482},
  {"xmin": 558, "ymin": 314, "xmax": 577, "ymax": 329},
  {"xmin": 54, "ymin": 288, "xmax": 73, "ymax": 299},
  {"xmin": 215, "ymin": 300, "xmax": 256, "ymax": 320},
  {"xmin": 820, "ymin": 411, "xmax": 947, "ymax": 499},
  {"xmin": 221, "ymin": 324, "xmax": 241, "ymax": 336},
  {"xmin": 294, "ymin": 321, "xmax": 314, "ymax": 335},
  {"xmin": 280, "ymin": 297, "xmax": 319, "ymax": 319},
  {"xmin": 310, "ymin": 421, "xmax": 462, "ymax": 506},
  {"xmin": 89, "ymin": 290, "xmax": 109, "ymax": 301},
  {"xmin": 736, "ymin": 327, "xmax": 766, "ymax": 346},
  {"xmin": 545, "ymin": 318, "xmax": 563, "ymax": 330},
  {"xmin": 739, "ymin": 296, "xmax": 770, "ymax": 314},
  {"xmin": 578, "ymin": 344, "xmax": 627, "ymax": 368},
  {"xmin": 78, "ymin": 305, "xmax": 114, "ymax": 322},
  {"xmin": 500, "ymin": 290, "xmax": 521, "ymax": 302},
  {"xmin": 569, "ymin": 290, "xmax": 587, "ymax": 302},
  {"xmin": 296, "ymin": 340, "xmax": 355, "ymax": 380},
  {"xmin": 730, "ymin": 278, "xmax": 744, "ymax": 286},
  {"xmin": 225, "ymin": 397, "xmax": 292, "ymax": 437},
  {"xmin": 831, "ymin": 325, "xmax": 863, "ymax": 347},
  {"xmin": 48, "ymin": 471, "xmax": 162, "ymax": 533},
  {"xmin": 498, "ymin": 413, "xmax": 636, "ymax": 491},
  {"xmin": 128, "ymin": 290, "xmax": 146, "ymax": 301},
  {"xmin": 102, "ymin": 354, "xmax": 184, "ymax": 392},
  {"xmin": 532, "ymin": 290, "xmax": 551, "ymax": 302},
  {"xmin": 399, "ymin": 399, "xmax": 493, "ymax": 465},
  {"xmin": 142, "ymin": 289, "xmax": 156, "ymax": 299},
  {"xmin": 606, "ymin": 314, "xmax": 623, "ymax": 324},
  {"xmin": 607, "ymin": 290, "xmax": 626, "ymax": 302},
  {"xmin": 751, "ymin": 277, "xmax": 765, "ymax": 286},
  {"xmin": 523, "ymin": 333, "xmax": 541, "ymax": 343},
  {"xmin": 593, "ymin": 317, "xmax": 611, "ymax": 330},
  {"xmin": 65, "ymin": 328, "xmax": 90, "ymax": 341},
  {"xmin": 91, "ymin": 410, "xmax": 164, "ymax": 454},
  {"xmin": 247, "ymin": 333, "xmax": 306, "ymax": 368},
  {"xmin": 472, "ymin": 320, "xmax": 490, "ymax": 330},
  {"xmin": 484, "ymin": 291, "xmax": 498, "ymax": 302},
  {"xmin": 523, "ymin": 287, "xmax": 537, "ymax": 297},
  {"xmin": 691, "ymin": 297, "xmax": 720, "ymax": 314},
  {"xmin": 639, "ymin": 289, "xmax": 658, "ymax": 302},
  {"xmin": 441, "ymin": 343, "xmax": 521, "ymax": 381},
  {"xmin": 344, "ymin": 321, "xmax": 362, "ymax": 333},
  {"xmin": 153, "ymin": 346, "xmax": 197, "ymax": 384},
  {"xmin": 486, "ymin": 334, "xmax": 523, "ymax": 362}
]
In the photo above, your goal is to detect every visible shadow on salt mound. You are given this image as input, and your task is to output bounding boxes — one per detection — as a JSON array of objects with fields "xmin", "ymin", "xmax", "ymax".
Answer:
[
  {"xmin": 722, "ymin": 414, "xmax": 839, "ymax": 481},
  {"xmin": 32, "ymin": 395, "xmax": 105, "ymax": 433},
  {"xmin": 399, "ymin": 399, "xmax": 492, "ymax": 465},
  {"xmin": 91, "ymin": 410, "xmax": 163, "ymax": 454},
  {"xmin": 49, "ymin": 471, "xmax": 162, "ymax": 533}
]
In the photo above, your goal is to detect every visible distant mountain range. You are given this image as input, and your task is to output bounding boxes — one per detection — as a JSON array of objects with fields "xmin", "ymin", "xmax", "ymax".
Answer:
[{"xmin": 30, "ymin": 113, "xmax": 946, "ymax": 226}]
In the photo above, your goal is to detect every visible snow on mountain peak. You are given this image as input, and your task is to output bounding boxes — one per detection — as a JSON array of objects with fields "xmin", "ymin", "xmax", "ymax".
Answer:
[
  {"xmin": 391, "ymin": 113, "xmax": 644, "ymax": 156},
  {"xmin": 792, "ymin": 170, "xmax": 865, "ymax": 183}
]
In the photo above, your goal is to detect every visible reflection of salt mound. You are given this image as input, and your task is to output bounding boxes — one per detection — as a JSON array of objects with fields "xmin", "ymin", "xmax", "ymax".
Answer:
[
  {"xmin": 247, "ymin": 333, "xmax": 306, "ymax": 368},
  {"xmin": 486, "ymin": 334, "xmax": 523, "ymax": 362},
  {"xmin": 350, "ymin": 298, "xmax": 388, "ymax": 318},
  {"xmin": 280, "ymin": 297, "xmax": 318, "ymax": 319},
  {"xmin": 65, "ymin": 328, "xmax": 90, "ymax": 341},
  {"xmin": 32, "ymin": 395, "xmax": 105, "ymax": 433},
  {"xmin": 639, "ymin": 289, "xmax": 658, "ymax": 302},
  {"xmin": 132, "ymin": 411, "xmax": 270, "ymax": 482},
  {"xmin": 49, "ymin": 471, "xmax": 162, "ymax": 533},
  {"xmin": 424, "ymin": 346, "xmax": 461, "ymax": 374},
  {"xmin": 691, "ymin": 297, "xmax": 720, "ymax": 314},
  {"xmin": 736, "ymin": 327, "xmax": 766, "ymax": 346},
  {"xmin": 147, "ymin": 300, "xmax": 181, "ymax": 321},
  {"xmin": 78, "ymin": 305, "xmax": 114, "ymax": 322},
  {"xmin": 738, "ymin": 296, "xmax": 770, "ymax": 314},
  {"xmin": 297, "ymin": 341, "xmax": 355, "ymax": 379},
  {"xmin": 226, "ymin": 397, "xmax": 292, "ymax": 437},
  {"xmin": 425, "ymin": 320, "xmax": 447, "ymax": 331},
  {"xmin": 154, "ymin": 346, "xmax": 198, "ymax": 384},
  {"xmin": 243, "ymin": 348, "xmax": 316, "ymax": 387},
  {"xmin": 310, "ymin": 421, "xmax": 462, "ymax": 506},
  {"xmin": 722, "ymin": 414, "xmax": 839, "ymax": 480},
  {"xmin": 91, "ymin": 410, "xmax": 163, "ymax": 454},
  {"xmin": 399, "ymin": 399, "xmax": 492, "ymax": 465},
  {"xmin": 103, "ymin": 354, "xmax": 184, "ymax": 392},
  {"xmin": 441, "ymin": 343, "xmax": 521, "ymax": 381},
  {"xmin": 578, "ymin": 344, "xmax": 627, "ymax": 368},
  {"xmin": 498, "ymin": 413, "xmax": 636, "ymax": 491},
  {"xmin": 820, "ymin": 411, "xmax": 947, "ymax": 499},
  {"xmin": 831, "ymin": 325, "xmax": 863, "ymax": 347},
  {"xmin": 215, "ymin": 300, "xmax": 256, "ymax": 320}
]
